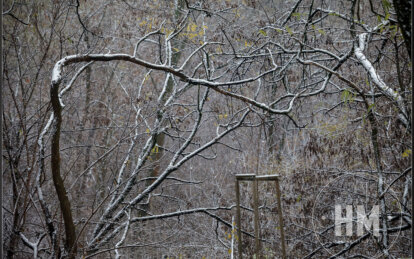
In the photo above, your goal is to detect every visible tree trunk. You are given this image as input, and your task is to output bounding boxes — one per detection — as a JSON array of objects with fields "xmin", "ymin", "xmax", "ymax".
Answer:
[
  {"xmin": 50, "ymin": 82, "xmax": 77, "ymax": 258},
  {"xmin": 392, "ymin": 0, "xmax": 411, "ymax": 57}
]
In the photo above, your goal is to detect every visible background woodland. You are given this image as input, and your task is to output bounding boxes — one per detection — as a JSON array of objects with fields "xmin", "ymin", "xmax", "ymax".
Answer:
[{"xmin": 2, "ymin": 0, "xmax": 412, "ymax": 258}]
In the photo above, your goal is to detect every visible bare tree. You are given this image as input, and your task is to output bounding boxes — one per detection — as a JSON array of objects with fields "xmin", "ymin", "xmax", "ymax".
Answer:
[{"xmin": 3, "ymin": 0, "xmax": 411, "ymax": 258}]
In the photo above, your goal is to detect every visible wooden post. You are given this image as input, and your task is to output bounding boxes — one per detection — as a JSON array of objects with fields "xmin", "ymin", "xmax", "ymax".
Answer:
[
  {"xmin": 235, "ymin": 179, "xmax": 242, "ymax": 259},
  {"xmin": 275, "ymin": 179, "xmax": 287, "ymax": 259},
  {"xmin": 253, "ymin": 178, "xmax": 261, "ymax": 258}
]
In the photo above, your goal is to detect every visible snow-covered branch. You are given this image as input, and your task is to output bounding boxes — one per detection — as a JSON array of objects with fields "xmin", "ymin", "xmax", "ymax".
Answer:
[{"xmin": 354, "ymin": 33, "xmax": 410, "ymax": 129}]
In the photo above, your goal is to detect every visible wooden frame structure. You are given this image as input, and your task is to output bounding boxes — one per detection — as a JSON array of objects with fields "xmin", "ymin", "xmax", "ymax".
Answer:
[{"xmin": 235, "ymin": 174, "xmax": 287, "ymax": 259}]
